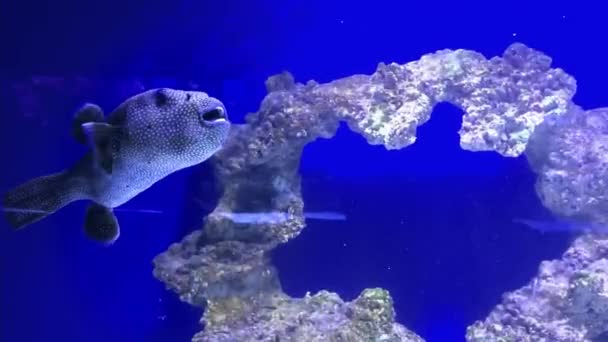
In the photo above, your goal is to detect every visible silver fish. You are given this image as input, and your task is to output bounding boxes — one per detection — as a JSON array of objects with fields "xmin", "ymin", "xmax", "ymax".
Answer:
[
  {"xmin": 3, "ymin": 88, "xmax": 231, "ymax": 245},
  {"xmin": 214, "ymin": 211, "xmax": 347, "ymax": 225},
  {"xmin": 513, "ymin": 217, "xmax": 608, "ymax": 234}
]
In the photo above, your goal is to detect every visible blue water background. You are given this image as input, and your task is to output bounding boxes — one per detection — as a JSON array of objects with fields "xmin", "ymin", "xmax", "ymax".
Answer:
[{"xmin": 1, "ymin": 1, "xmax": 606, "ymax": 341}]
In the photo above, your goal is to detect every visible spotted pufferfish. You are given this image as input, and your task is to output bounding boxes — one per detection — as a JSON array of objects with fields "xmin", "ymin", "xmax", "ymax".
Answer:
[{"xmin": 3, "ymin": 88, "xmax": 231, "ymax": 245}]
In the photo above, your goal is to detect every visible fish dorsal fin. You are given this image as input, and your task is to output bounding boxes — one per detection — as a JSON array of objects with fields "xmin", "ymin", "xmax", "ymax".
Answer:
[
  {"xmin": 82, "ymin": 122, "xmax": 116, "ymax": 174},
  {"xmin": 72, "ymin": 103, "xmax": 105, "ymax": 144}
]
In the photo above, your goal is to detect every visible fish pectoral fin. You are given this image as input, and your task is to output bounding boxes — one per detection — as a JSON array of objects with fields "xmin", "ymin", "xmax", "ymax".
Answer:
[
  {"xmin": 72, "ymin": 103, "xmax": 105, "ymax": 144},
  {"xmin": 84, "ymin": 203, "xmax": 120, "ymax": 245},
  {"xmin": 82, "ymin": 122, "xmax": 115, "ymax": 174}
]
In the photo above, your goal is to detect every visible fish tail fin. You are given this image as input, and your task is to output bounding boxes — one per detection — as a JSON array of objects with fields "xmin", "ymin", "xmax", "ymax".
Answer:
[{"xmin": 3, "ymin": 171, "xmax": 83, "ymax": 229}]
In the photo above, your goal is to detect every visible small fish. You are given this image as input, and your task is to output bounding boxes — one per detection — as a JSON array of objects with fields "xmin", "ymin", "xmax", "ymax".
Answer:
[
  {"xmin": 513, "ymin": 217, "xmax": 608, "ymax": 234},
  {"xmin": 214, "ymin": 211, "xmax": 347, "ymax": 225},
  {"xmin": 3, "ymin": 88, "xmax": 230, "ymax": 245},
  {"xmin": 1, "ymin": 207, "xmax": 164, "ymax": 215},
  {"xmin": 303, "ymin": 211, "xmax": 347, "ymax": 221},
  {"xmin": 113, "ymin": 208, "xmax": 164, "ymax": 215}
]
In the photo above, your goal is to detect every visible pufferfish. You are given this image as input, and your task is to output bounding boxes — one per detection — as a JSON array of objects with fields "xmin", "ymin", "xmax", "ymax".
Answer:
[{"xmin": 3, "ymin": 88, "xmax": 231, "ymax": 245}]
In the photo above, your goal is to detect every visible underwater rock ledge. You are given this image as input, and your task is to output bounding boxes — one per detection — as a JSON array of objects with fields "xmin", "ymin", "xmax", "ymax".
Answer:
[{"xmin": 194, "ymin": 288, "xmax": 422, "ymax": 342}]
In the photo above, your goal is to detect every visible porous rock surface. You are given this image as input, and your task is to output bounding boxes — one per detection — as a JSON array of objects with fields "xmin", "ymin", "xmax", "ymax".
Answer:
[
  {"xmin": 194, "ymin": 289, "xmax": 423, "ymax": 342},
  {"xmin": 526, "ymin": 105, "xmax": 608, "ymax": 224}
]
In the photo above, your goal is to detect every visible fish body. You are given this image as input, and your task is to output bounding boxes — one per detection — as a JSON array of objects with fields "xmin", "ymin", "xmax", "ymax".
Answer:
[{"xmin": 4, "ymin": 88, "xmax": 231, "ymax": 244}]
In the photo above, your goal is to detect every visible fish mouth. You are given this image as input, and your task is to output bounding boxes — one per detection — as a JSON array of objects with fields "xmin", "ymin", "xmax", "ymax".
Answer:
[{"xmin": 201, "ymin": 107, "xmax": 227, "ymax": 122}]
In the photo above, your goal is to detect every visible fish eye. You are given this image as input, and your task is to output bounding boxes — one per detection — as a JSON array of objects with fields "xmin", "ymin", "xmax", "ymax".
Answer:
[
  {"xmin": 154, "ymin": 89, "xmax": 169, "ymax": 107},
  {"xmin": 186, "ymin": 93, "xmax": 192, "ymax": 101},
  {"xmin": 202, "ymin": 107, "xmax": 226, "ymax": 122}
]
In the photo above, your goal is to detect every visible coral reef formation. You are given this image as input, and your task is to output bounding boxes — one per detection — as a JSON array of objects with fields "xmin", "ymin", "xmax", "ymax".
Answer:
[
  {"xmin": 150, "ymin": 42, "xmax": 579, "ymax": 341},
  {"xmin": 342, "ymin": 43, "xmax": 575, "ymax": 156}
]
